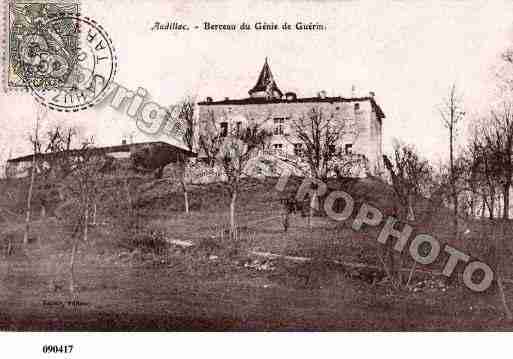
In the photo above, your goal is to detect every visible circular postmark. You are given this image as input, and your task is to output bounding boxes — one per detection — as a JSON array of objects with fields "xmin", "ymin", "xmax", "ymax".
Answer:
[{"xmin": 15, "ymin": 14, "xmax": 117, "ymax": 112}]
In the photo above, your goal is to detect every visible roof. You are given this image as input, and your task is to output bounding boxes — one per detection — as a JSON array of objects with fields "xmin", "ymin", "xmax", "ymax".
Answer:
[
  {"xmin": 198, "ymin": 95, "xmax": 386, "ymax": 119},
  {"xmin": 248, "ymin": 58, "xmax": 283, "ymax": 98},
  {"xmin": 7, "ymin": 141, "xmax": 197, "ymax": 164}
]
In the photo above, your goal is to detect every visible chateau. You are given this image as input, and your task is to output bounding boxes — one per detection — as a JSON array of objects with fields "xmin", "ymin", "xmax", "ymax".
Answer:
[{"xmin": 197, "ymin": 58, "xmax": 385, "ymax": 175}]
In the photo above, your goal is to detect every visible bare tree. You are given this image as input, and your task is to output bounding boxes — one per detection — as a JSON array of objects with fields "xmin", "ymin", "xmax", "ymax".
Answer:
[
  {"xmin": 477, "ymin": 103, "xmax": 513, "ymax": 219},
  {"xmin": 439, "ymin": 84, "xmax": 465, "ymax": 237},
  {"xmin": 199, "ymin": 114, "xmax": 270, "ymax": 237},
  {"xmin": 26, "ymin": 123, "xmax": 84, "ymax": 224},
  {"xmin": 495, "ymin": 220, "xmax": 513, "ymax": 320},
  {"xmin": 384, "ymin": 141, "xmax": 432, "ymax": 219},
  {"xmin": 382, "ymin": 141, "xmax": 432, "ymax": 286},
  {"xmin": 466, "ymin": 125, "xmax": 501, "ymax": 219},
  {"xmin": 23, "ymin": 111, "xmax": 44, "ymax": 244},
  {"xmin": 287, "ymin": 107, "xmax": 360, "ymax": 227},
  {"xmin": 223, "ymin": 124, "xmax": 270, "ymax": 237},
  {"xmin": 465, "ymin": 110, "xmax": 513, "ymax": 320},
  {"xmin": 198, "ymin": 109, "xmax": 224, "ymax": 167},
  {"xmin": 44, "ymin": 125, "xmax": 79, "ymax": 177},
  {"xmin": 175, "ymin": 97, "xmax": 195, "ymax": 214},
  {"xmin": 59, "ymin": 138, "xmax": 105, "ymax": 293}
]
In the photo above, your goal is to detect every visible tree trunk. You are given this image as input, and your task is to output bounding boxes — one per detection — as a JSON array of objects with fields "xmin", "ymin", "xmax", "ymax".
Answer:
[
  {"xmin": 489, "ymin": 193, "xmax": 495, "ymax": 219},
  {"xmin": 406, "ymin": 260, "xmax": 417, "ymax": 288},
  {"xmin": 497, "ymin": 275, "xmax": 512, "ymax": 321},
  {"xmin": 309, "ymin": 192, "xmax": 317, "ymax": 228},
  {"xmin": 388, "ymin": 246, "xmax": 396, "ymax": 281},
  {"xmin": 230, "ymin": 190, "xmax": 237, "ymax": 238},
  {"xmin": 496, "ymin": 220, "xmax": 513, "ymax": 320},
  {"xmin": 69, "ymin": 234, "xmax": 79, "ymax": 294},
  {"xmin": 376, "ymin": 245, "xmax": 397, "ymax": 288},
  {"xmin": 24, "ymin": 165, "xmax": 36, "ymax": 245},
  {"xmin": 83, "ymin": 205, "xmax": 89, "ymax": 242},
  {"xmin": 283, "ymin": 210, "xmax": 290, "ymax": 232},
  {"xmin": 181, "ymin": 179, "xmax": 189, "ymax": 214},
  {"xmin": 449, "ymin": 125, "xmax": 458, "ymax": 239},
  {"xmin": 155, "ymin": 166, "xmax": 164, "ymax": 179},
  {"xmin": 453, "ymin": 196, "xmax": 458, "ymax": 238},
  {"xmin": 406, "ymin": 195, "xmax": 415, "ymax": 221},
  {"xmin": 503, "ymin": 183, "xmax": 510, "ymax": 219},
  {"xmin": 6, "ymin": 236, "xmax": 13, "ymax": 257},
  {"xmin": 184, "ymin": 190, "xmax": 189, "ymax": 213},
  {"xmin": 92, "ymin": 203, "xmax": 97, "ymax": 225}
]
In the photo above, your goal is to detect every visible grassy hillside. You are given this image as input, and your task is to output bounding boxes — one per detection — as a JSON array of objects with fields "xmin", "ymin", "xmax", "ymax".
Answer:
[
  {"xmin": 133, "ymin": 174, "xmax": 503, "ymax": 275},
  {"xmin": 0, "ymin": 173, "xmax": 512, "ymax": 330}
]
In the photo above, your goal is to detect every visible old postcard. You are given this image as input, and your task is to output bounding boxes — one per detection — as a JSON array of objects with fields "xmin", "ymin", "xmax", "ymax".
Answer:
[{"xmin": 1, "ymin": 0, "xmax": 513, "ymax": 349}]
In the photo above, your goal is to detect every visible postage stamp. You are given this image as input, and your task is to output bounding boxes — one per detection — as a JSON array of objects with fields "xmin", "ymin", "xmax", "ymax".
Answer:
[
  {"xmin": 5, "ymin": 1, "xmax": 80, "ymax": 90},
  {"xmin": 5, "ymin": 1, "xmax": 117, "ymax": 112}
]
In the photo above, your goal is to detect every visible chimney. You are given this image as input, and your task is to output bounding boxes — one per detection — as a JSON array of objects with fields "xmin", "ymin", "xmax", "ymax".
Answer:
[
  {"xmin": 224, "ymin": 97, "xmax": 230, "ymax": 101},
  {"xmin": 206, "ymin": 97, "xmax": 213, "ymax": 103},
  {"xmin": 122, "ymin": 139, "xmax": 127, "ymax": 145},
  {"xmin": 318, "ymin": 90, "xmax": 327, "ymax": 99},
  {"xmin": 369, "ymin": 91, "xmax": 375, "ymax": 98}
]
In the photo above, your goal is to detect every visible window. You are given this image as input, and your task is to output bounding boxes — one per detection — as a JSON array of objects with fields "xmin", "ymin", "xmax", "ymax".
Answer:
[
  {"xmin": 293, "ymin": 143, "xmax": 303, "ymax": 156},
  {"xmin": 354, "ymin": 103, "xmax": 360, "ymax": 111},
  {"xmin": 220, "ymin": 122, "xmax": 228, "ymax": 137},
  {"xmin": 273, "ymin": 143, "xmax": 283, "ymax": 153},
  {"xmin": 273, "ymin": 117, "xmax": 285, "ymax": 135},
  {"xmin": 345, "ymin": 143, "xmax": 353, "ymax": 154},
  {"xmin": 236, "ymin": 121, "xmax": 242, "ymax": 135},
  {"xmin": 328, "ymin": 145, "xmax": 336, "ymax": 154}
]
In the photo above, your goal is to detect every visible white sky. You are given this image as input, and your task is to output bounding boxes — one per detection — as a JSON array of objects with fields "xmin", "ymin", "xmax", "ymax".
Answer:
[{"xmin": 2, "ymin": 0, "xmax": 513, "ymax": 165}]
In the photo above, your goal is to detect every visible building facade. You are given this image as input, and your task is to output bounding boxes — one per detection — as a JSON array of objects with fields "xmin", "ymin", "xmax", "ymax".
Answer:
[
  {"xmin": 197, "ymin": 58, "xmax": 385, "ymax": 175},
  {"xmin": 5, "ymin": 142, "xmax": 196, "ymax": 179},
  {"xmin": 198, "ymin": 59, "xmax": 385, "ymax": 173}
]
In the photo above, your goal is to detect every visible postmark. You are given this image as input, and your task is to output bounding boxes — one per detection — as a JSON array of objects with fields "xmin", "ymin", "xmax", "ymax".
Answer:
[
  {"xmin": 28, "ymin": 14, "xmax": 117, "ymax": 111},
  {"xmin": 6, "ymin": 2, "xmax": 117, "ymax": 112}
]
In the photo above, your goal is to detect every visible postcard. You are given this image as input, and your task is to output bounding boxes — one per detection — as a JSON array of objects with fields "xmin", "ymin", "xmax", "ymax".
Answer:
[{"xmin": 1, "ymin": 0, "xmax": 513, "ymax": 351}]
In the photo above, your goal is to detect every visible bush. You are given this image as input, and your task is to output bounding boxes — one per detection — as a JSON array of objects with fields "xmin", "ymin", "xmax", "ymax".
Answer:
[{"xmin": 121, "ymin": 223, "xmax": 169, "ymax": 255}]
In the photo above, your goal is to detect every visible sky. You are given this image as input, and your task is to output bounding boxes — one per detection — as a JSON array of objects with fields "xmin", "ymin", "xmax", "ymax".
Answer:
[{"xmin": 2, "ymin": 0, "xmax": 513, "ymax": 166}]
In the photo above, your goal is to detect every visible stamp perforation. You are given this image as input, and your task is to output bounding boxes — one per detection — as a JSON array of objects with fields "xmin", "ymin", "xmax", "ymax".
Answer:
[{"xmin": 2, "ymin": 0, "xmax": 82, "ymax": 93}]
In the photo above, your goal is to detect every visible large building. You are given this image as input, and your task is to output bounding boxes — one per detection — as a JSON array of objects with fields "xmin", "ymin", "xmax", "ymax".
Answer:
[
  {"xmin": 197, "ymin": 58, "xmax": 385, "ymax": 175},
  {"xmin": 5, "ymin": 142, "xmax": 195, "ymax": 179}
]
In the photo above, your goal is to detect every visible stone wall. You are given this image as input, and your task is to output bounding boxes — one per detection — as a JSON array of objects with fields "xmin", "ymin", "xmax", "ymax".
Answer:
[{"xmin": 197, "ymin": 98, "xmax": 382, "ymax": 175}]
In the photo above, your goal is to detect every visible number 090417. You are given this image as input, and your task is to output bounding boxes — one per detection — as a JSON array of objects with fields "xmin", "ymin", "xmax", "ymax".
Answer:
[{"xmin": 42, "ymin": 345, "xmax": 73, "ymax": 354}]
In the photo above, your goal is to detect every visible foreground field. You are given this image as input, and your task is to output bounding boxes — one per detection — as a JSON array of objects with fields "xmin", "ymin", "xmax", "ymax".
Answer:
[{"xmin": 0, "ymin": 176, "xmax": 512, "ymax": 330}]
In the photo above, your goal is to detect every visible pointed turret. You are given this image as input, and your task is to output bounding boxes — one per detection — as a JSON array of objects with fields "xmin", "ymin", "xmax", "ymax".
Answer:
[{"xmin": 248, "ymin": 58, "xmax": 283, "ymax": 99}]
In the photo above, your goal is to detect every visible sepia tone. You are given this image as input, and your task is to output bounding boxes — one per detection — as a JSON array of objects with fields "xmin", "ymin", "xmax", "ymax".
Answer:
[{"xmin": 1, "ymin": 0, "xmax": 513, "ymax": 332}]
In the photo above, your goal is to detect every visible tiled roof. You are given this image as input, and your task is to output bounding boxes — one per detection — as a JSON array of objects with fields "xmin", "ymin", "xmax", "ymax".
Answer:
[
  {"xmin": 7, "ymin": 141, "xmax": 196, "ymax": 164},
  {"xmin": 248, "ymin": 58, "xmax": 283, "ymax": 97}
]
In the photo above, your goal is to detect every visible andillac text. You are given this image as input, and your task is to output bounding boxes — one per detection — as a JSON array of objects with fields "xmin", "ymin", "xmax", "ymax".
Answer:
[{"xmin": 275, "ymin": 171, "xmax": 494, "ymax": 292}]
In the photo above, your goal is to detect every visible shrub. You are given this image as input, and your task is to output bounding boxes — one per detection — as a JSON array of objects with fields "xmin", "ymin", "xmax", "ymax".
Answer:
[{"xmin": 120, "ymin": 222, "xmax": 169, "ymax": 255}]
